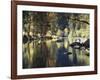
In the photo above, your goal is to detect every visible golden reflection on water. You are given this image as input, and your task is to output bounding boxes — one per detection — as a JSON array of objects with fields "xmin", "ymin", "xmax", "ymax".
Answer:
[{"xmin": 22, "ymin": 38, "xmax": 89, "ymax": 69}]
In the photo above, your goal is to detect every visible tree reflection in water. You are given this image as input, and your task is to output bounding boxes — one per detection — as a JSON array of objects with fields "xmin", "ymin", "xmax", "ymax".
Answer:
[{"xmin": 23, "ymin": 38, "xmax": 89, "ymax": 69}]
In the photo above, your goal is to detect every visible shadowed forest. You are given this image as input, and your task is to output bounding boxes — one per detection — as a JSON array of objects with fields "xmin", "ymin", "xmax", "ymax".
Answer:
[{"xmin": 22, "ymin": 11, "xmax": 90, "ymax": 69}]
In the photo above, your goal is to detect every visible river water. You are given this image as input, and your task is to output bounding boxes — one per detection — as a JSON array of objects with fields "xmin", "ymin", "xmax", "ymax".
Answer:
[{"xmin": 22, "ymin": 38, "xmax": 89, "ymax": 69}]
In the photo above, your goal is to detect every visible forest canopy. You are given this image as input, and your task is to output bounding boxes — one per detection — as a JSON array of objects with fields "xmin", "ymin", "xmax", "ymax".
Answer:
[{"xmin": 23, "ymin": 11, "xmax": 89, "ymax": 40}]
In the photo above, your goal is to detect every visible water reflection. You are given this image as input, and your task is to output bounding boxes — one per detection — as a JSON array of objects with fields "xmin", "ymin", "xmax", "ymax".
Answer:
[{"xmin": 23, "ymin": 38, "xmax": 89, "ymax": 69}]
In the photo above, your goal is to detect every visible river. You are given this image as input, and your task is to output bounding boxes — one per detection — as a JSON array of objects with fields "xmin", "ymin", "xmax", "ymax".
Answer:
[{"xmin": 22, "ymin": 37, "xmax": 89, "ymax": 69}]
